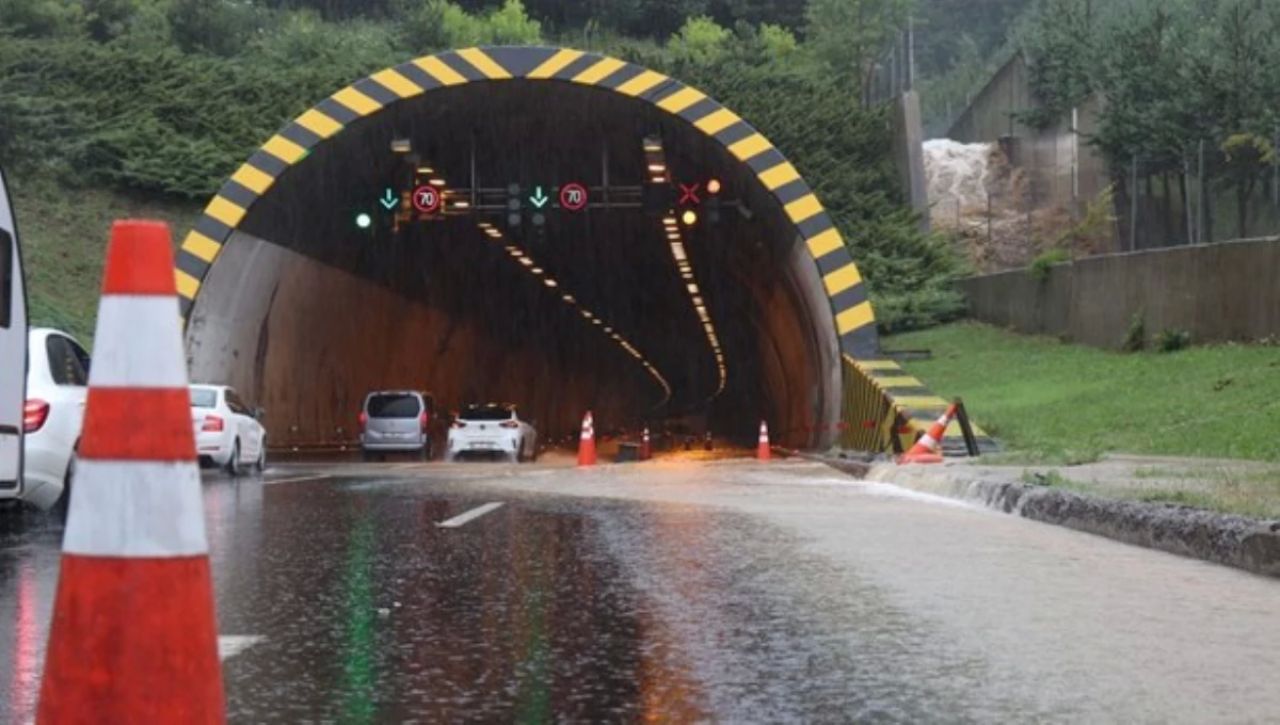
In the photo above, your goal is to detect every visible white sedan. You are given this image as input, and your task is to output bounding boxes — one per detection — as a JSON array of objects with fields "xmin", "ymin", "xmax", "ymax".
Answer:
[
  {"xmin": 20, "ymin": 328, "xmax": 90, "ymax": 510},
  {"xmin": 190, "ymin": 384, "xmax": 267, "ymax": 475},
  {"xmin": 446, "ymin": 403, "xmax": 537, "ymax": 463}
]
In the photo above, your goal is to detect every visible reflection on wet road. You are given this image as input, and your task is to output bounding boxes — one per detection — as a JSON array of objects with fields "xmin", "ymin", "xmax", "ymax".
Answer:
[{"xmin": 3, "ymin": 458, "xmax": 1280, "ymax": 722}]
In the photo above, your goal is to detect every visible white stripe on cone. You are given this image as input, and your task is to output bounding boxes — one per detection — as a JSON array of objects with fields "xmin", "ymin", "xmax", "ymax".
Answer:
[
  {"xmin": 88, "ymin": 295, "xmax": 188, "ymax": 388},
  {"xmin": 63, "ymin": 459, "xmax": 208, "ymax": 557}
]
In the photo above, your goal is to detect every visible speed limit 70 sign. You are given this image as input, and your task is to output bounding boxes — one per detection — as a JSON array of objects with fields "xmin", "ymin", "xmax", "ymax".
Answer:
[
  {"xmin": 412, "ymin": 185, "xmax": 442, "ymax": 214},
  {"xmin": 559, "ymin": 183, "xmax": 588, "ymax": 211}
]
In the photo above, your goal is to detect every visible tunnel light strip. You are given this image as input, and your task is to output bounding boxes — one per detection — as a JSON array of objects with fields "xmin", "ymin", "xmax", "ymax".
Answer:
[
  {"xmin": 476, "ymin": 221, "xmax": 672, "ymax": 405},
  {"xmin": 658, "ymin": 196, "xmax": 727, "ymax": 397},
  {"xmin": 648, "ymin": 133, "xmax": 727, "ymax": 397}
]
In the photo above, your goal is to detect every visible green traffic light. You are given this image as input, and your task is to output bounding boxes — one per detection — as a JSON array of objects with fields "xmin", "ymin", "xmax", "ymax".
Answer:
[{"xmin": 355, "ymin": 212, "xmax": 372, "ymax": 230}]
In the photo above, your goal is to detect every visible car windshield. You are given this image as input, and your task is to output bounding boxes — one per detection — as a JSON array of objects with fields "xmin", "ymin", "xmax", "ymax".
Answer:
[
  {"xmin": 190, "ymin": 388, "xmax": 217, "ymax": 408},
  {"xmin": 367, "ymin": 394, "xmax": 421, "ymax": 418},
  {"xmin": 460, "ymin": 405, "xmax": 513, "ymax": 421}
]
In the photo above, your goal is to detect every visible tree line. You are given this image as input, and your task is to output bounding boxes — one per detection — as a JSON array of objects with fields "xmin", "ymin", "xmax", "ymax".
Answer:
[{"xmin": 0, "ymin": 0, "xmax": 966, "ymax": 332}]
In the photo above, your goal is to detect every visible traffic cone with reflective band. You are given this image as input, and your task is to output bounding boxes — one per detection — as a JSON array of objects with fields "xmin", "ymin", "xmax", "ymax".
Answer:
[
  {"xmin": 897, "ymin": 404, "xmax": 957, "ymax": 465},
  {"xmin": 38, "ymin": 220, "xmax": 225, "ymax": 723},
  {"xmin": 577, "ymin": 411, "xmax": 597, "ymax": 467},
  {"xmin": 757, "ymin": 420, "xmax": 771, "ymax": 461},
  {"xmin": 640, "ymin": 427, "xmax": 651, "ymax": 461}
]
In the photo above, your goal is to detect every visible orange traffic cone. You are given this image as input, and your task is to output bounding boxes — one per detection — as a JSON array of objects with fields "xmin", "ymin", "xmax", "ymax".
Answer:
[
  {"xmin": 577, "ymin": 411, "xmax": 597, "ymax": 467},
  {"xmin": 640, "ymin": 426, "xmax": 652, "ymax": 461},
  {"xmin": 38, "ymin": 221, "xmax": 225, "ymax": 723},
  {"xmin": 757, "ymin": 420, "xmax": 771, "ymax": 461},
  {"xmin": 897, "ymin": 404, "xmax": 957, "ymax": 465}
]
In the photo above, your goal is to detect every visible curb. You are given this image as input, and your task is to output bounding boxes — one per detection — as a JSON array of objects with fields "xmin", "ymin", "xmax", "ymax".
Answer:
[{"xmin": 831, "ymin": 459, "xmax": 1280, "ymax": 579}]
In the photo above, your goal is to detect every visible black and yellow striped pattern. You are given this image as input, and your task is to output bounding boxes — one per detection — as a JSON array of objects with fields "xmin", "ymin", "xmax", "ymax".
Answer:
[
  {"xmin": 173, "ymin": 46, "xmax": 879, "ymax": 359},
  {"xmin": 840, "ymin": 355, "xmax": 994, "ymax": 453}
]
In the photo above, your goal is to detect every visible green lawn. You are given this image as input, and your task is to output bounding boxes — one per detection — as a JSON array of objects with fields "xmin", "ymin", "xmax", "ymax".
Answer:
[
  {"xmin": 11, "ymin": 173, "xmax": 198, "ymax": 345},
  {"xmin": 886, "ymin": 322, "xmax": 1280, "ymax": 463}
]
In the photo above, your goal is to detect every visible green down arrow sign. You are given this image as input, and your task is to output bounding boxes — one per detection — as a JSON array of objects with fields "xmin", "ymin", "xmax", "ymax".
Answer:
[{"xmin": 528, "ymin": 186, "xmax": 549, "ymax": 209}]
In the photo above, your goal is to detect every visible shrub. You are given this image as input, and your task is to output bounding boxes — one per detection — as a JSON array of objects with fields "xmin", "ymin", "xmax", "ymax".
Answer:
[
  {"xmin": 1156, "ymin": 328, "xmax": 1191, "ymax": 353},
  {"xmin": 1029, "ymin": 247, "xmax": 1070, "ymax": 281},
  {"xmin": 1121, "ymin": 311, "xmax": 1146, "ymax": 352}
]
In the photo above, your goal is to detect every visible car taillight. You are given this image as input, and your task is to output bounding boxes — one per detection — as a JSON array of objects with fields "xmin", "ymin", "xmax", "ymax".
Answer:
[
  {"xmin": 358, "ymin": 412, "xmax": 368, "ymax": 432},
  {"xmin": 452, "ymin": 421, "xmax": 467, "ymax": 429},
  {"xmin": 419, "ymin": 412, "xmax": 430, "ymax": 431},
  {"xmin": 499, "ymin": 420, "xmax": 519, "ymax": 429},
  {"xmin": 23, "ymin": 399, "xmax": 50, "ymax": 433},
  {"xmin": 201, "ymin": 415, "xmax": 224, "ymax": 432}
]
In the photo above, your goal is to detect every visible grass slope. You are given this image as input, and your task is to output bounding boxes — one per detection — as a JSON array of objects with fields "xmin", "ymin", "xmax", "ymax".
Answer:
[
  {"xmin": 11, "ymin": 173, "xmax": 198, "ymax": 345},
  {"xmin": 886, "ymin": 322, "xmax": 1280, "ymax": 463}
]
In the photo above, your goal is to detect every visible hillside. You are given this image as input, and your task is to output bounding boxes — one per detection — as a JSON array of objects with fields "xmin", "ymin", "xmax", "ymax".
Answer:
[
  {"xmin": 0, "ymin": 0, "xmax": 967, "ymax": 341},
  {"xmin": 11, "ymin": 173, "xmax": 198, "ymax": 344}
]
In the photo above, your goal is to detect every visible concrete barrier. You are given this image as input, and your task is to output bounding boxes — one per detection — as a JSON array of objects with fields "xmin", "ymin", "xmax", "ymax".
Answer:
[{"xmin": 960, "ymin": 237, "xmax": 1280, "ymax": 349}]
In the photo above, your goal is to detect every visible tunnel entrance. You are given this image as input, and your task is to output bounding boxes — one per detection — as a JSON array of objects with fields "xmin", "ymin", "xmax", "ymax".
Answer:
[{"xmin": 177, "ymin": 47, "xmax": 879, "ymax": 451}]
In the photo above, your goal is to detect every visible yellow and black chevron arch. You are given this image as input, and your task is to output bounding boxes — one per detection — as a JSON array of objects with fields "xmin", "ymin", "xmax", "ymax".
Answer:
[{"xmin": 174, "ymin": 45, "xmax": 879, "ymax": 358}]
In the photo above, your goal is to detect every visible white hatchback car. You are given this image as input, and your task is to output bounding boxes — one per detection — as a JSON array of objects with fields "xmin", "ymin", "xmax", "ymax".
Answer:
[
  {"xmin": 190, "ymin": 384, "xmax": 266, "ymax": 475},
  {"xmin": 22, "ymin": 328, "xmax": 91, "ymax": 510},
  {"xmin": 446, "ymin": 403, "xmax": 537, "ymax": 463}
]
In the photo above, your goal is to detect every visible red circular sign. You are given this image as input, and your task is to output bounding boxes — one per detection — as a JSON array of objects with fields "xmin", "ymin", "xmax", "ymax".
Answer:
[
  {"xmin": 559, "ymin": 183, "xmax": 589, "ymax": 212},
  {"xmin": 411, "ymin": 185, "xmax": 441, "ymax": 214}
]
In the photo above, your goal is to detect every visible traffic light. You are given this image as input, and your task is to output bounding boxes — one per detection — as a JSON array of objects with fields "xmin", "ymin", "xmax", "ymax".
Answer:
[
  {"xmin": 506, "ymin": 182, "xmax": 522, "ymax": 228},
  {"xmin": 705, "ymin": 177, "xmax": 722, "ymax": 224},
  {"xmin": 350, "ymin": 202, "xmax": 377, "ymax": 235}
]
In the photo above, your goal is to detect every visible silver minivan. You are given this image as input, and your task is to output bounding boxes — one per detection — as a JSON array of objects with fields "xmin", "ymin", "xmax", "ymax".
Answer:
[{"xmin": 358, "ymin": 390, "xmax": 434, "ymax": 460}]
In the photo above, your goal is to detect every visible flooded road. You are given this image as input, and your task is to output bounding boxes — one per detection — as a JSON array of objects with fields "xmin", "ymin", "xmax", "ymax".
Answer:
[{"xmin": 3, "ymin": 456, "xmax": 1279, "ymax": 722}]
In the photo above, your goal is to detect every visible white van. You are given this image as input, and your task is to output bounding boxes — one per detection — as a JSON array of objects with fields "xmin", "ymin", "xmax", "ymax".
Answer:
[{"xmin": 0, "ymin": 165, "xmax": 28, "ymax": 503}]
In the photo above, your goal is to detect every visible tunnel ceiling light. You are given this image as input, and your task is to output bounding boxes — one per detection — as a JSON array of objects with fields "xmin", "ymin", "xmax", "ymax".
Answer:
[
  {"xmin": 648, "ymin": 164, "xmax": 666, "ymax": 172},
  {"xmin": 478, "ymin": 220, "xmax": 671, "ymax": 406},
  {"xmin": 454, "ymin": 200, "xmax": 471, "ymax": 209},
  {"xmin": 429, "ymin": 178, "xmax": 446, "ymax": 187},
  {"xmin": 658, "ymin": 213, "xmax": 727, "ymax": 399},
  {"xmin": 417, "ymin": 166, "xmax": 434, "ymax": 175}
]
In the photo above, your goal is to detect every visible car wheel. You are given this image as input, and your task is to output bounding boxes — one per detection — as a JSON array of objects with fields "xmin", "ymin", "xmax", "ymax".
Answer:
[
  {"xmin": 254, "ymin": 441, "xmax": 267, "ymax": 473},
  {"xmin": 361, "ymin": 449, "xmax": 373, "ymax": 462},
  {"xmin": 225, "ymin": 440, "xmax": 242, "ymax": 477},
  {"xmin": 56, "ymin": 452, "xmax": 76, "ymax": 518}
]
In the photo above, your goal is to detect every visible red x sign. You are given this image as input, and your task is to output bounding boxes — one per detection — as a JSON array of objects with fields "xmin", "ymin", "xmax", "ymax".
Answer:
[{"xmin": 678, "ymin": 182, "xmax": 701, "ymax": 205}]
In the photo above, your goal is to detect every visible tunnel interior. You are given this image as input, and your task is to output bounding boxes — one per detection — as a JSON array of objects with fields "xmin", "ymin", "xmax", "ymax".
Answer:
[{"xmin": 186, "ymin": 79, "xmax": 843, "ymax": 449}]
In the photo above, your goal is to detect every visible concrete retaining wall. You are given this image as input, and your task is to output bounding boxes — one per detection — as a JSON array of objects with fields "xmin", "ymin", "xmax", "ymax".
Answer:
[{"xmin": 960, "ymin": 237, "xmax": 1280, "ymax": 348}]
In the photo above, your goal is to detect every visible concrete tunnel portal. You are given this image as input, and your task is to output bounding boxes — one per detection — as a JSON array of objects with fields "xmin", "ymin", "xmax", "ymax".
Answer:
[{"xmin": 176, "ymin": 47, "xmax": 880, "ymax": 451}]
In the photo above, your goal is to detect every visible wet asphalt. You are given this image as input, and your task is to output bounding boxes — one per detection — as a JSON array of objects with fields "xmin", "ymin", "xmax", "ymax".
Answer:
[
  {"xmin": 3, "ymin": 455, "xmax": 1280, "ymax": 723},
  {"xmin": 1, "ymin": 457, "xmax": 977, "ymax": 722}
]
